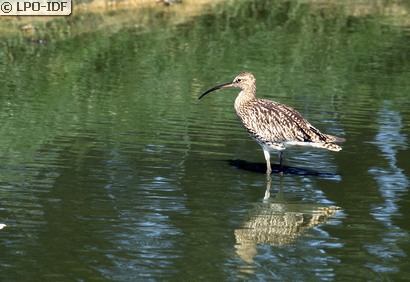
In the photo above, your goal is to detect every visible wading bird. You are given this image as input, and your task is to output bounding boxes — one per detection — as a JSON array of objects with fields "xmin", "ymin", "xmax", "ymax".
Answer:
[{"xmin": 198, "ymin": 72, "xmax": 345, "ymax": 175}]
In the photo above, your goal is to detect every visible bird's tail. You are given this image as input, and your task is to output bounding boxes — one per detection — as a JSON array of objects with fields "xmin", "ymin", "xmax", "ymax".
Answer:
[
  {"xmin": 322, "ymin": 142, "xmax": 343, "ymax": 152},
  {"xmin": 324, "ymin": 134, "xmax": 346, "ymax": 143},
  {"xmin": 321, "ymin": 134, "xmax": 345, "ymax": 152}
]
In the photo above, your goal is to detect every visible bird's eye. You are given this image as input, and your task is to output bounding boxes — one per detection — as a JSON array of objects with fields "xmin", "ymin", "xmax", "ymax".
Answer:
[{"xmin": 236, "ymin": 78, "xmax": 242, "ymax": 82}]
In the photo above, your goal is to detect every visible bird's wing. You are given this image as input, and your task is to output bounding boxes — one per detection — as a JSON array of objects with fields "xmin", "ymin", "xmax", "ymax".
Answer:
[{"xmin": 237, "ymin": 99, "xmax": 330, "ymax": 144}]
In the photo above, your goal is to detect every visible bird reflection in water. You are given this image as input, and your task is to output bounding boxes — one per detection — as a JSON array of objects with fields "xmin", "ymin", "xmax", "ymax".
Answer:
[{"xmin": 235, "ymin": 179, "xmax": 340, "ymax": 265}]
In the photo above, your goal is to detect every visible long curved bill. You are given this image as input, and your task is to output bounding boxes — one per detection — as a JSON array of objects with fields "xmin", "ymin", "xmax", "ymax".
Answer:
[{"xmin": 198, "ymin": 81, "xmax": 234, "ymax": 100}]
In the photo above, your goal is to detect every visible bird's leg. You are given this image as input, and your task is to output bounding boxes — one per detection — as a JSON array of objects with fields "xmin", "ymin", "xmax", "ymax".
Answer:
[
  {"xmin": 263, "ymin": 178, "xmax": 271, "ymax": 201},
  {"xmin": 278, "ymin": 151, "xmax": 284, "ymax": 175},
  {"xmin": 263, "ymin": 148, "xmax": 272, "ymax": 175}
]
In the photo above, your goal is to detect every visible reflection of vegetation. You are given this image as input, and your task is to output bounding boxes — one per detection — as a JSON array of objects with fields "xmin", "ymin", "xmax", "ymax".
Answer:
[
  {"xmin": 1, "ymin": 0, "xmax": 409, "ymax": 44},
  {"xmin": 235, "ymin": 181, "xmax": 340, "ymax": 264},
  {"xmin": 0, "ymin": 0, "xmax": 409, "ymax": 167},
  {"xmin": 0, "ymin": 0, "xmax": 225, "ymax": 44}
]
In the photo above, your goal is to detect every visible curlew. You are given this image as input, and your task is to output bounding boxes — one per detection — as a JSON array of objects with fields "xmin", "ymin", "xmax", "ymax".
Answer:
[{"xmin": 198, "ymin": 72, "xmax": 345, "ymax": 175}]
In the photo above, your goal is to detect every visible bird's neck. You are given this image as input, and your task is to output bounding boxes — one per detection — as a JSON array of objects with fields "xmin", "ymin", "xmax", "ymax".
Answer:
[{"xmin": 234, "ymin": 88, "xmax": 256, "ymax": 110}]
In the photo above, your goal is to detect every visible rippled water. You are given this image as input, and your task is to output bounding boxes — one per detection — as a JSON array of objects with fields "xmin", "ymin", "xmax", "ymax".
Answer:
[{"xmin": 1, "ymin": 1, "xmax": 410, "ymax": 281}]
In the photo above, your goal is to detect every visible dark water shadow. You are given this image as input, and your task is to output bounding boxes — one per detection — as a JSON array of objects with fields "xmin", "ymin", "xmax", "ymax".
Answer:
[{"xmin": 226, "ymin": 159, "xmax": 340, "ymax": 178}]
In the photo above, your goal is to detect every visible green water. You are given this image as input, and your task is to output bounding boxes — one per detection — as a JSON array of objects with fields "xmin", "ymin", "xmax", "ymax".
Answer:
[{"xmin": 1, "ymin": 1, "xmax": 410, "ymax": 280}]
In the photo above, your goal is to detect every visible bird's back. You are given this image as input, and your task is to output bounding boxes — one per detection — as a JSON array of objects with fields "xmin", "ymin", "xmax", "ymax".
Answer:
[{"xmin": 235, "ymin": 98, "xmax": 344, "ymax": 151}]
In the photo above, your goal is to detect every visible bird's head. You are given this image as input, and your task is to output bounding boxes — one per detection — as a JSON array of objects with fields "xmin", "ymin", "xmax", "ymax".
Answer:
[{"xmin": 198, "ymin": 72, "xmax": 255, "ymax": 100}]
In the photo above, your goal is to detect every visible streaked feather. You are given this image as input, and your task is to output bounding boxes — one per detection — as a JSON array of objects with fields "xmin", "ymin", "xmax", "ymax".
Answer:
[{"xmin": 236, "ymin": 98, "xmax": 344, "ymax": 151}]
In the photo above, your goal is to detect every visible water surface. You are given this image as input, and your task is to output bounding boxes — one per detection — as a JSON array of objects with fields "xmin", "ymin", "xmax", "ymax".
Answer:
[{"xmin": 1, "ymin": 1, "xmax": 410, "ymax": 280}]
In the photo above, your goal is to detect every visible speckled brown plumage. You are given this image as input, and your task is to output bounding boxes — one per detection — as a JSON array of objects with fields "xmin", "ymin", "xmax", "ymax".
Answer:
[{"xmin": 199, "ymin": 72, "xmax": 345, "ymax": 174}]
